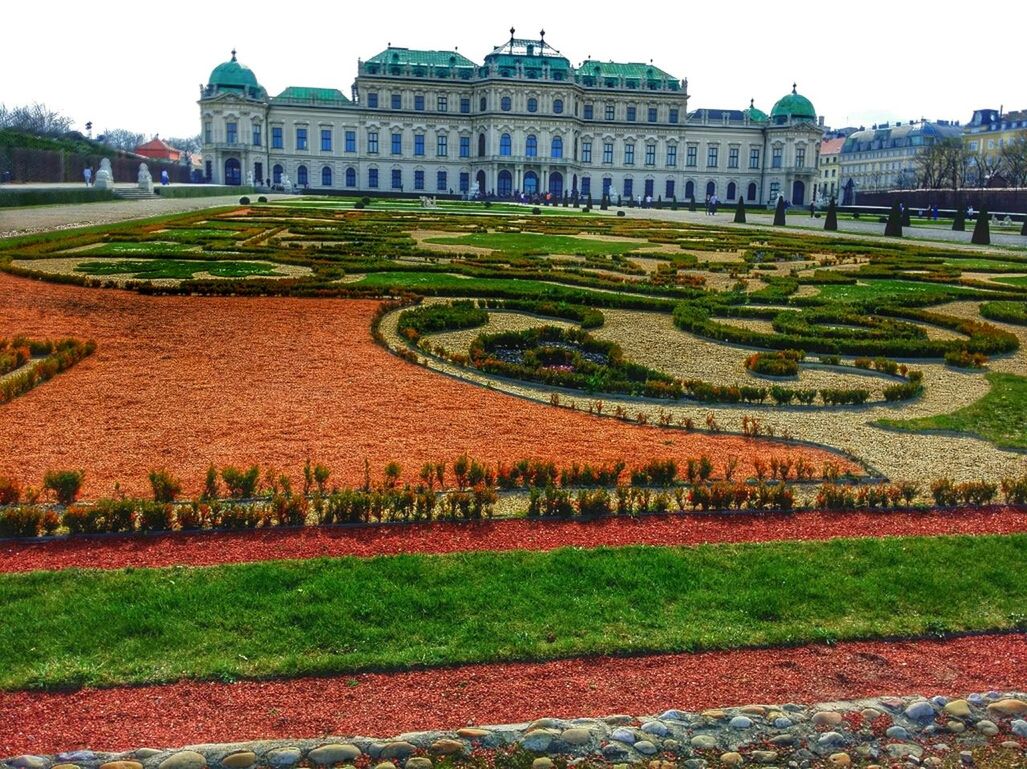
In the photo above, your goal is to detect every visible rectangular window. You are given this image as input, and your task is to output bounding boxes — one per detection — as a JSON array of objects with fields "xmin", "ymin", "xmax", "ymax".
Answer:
[
  {"xmin": 460, "ymin": 97, "xmax": 470, "ymax": 114},
  {"xmin": 459, "ymin": 171, "xmax": 470, "ymax": 193},
  {"xmin": 626, "ymin": 106, "xmax": 637, "ymax": 122},
  {"xmin": 686, "ymin": 145, "xmax": 697, "ymax": 167},
  {"xmin": 321, "ymin": 129, "xmax": 332, "ymax": 152},
  {"xmin": 624, "ymin": 142, "xmax": 635, "ymax": 165},
  {"xmin": 204, "ymin": 121, "xmax": 212, "ymax": 143},
  {"xmin": 665, "ymin": 179, "xmax": 675, "ymax": 198},
  {"xmin": 459, "ymin": 136, "xmax": 470, "ymax": 158},
  {"xmin": 391, "ymin": 132, "xmax": 402, "ymax": 155},
  {"xmin": 645, "ymin": 143, "xmax": 656, "ymax": 166},
  {"xmin": 584, "ymin": 104, "xmax": 594, "ymax": 120},
  {"xmin": 272, "ymin": 126, "xmax": 283, "ymax": 149},
  {"xmin": 295, "ymin": 127, "xmax": 307, "ymax": 150},
  {"xmin": 437, "ymin": 95, "xmax": 447, "ymax": 112},
  {"xmin": 437, "ymin": 170, "xmax": 447, "ymax": 191},
  {"xmin": 624, "ymin": 178, "xmax": 633, "ymax": 197},
  {"xmin": 796, "ymin": 147, "xmax": 806, "ymax": 168},
  {"xmin": 436, "ymin": 134, "xmax": 447, "ymax": 157},
  {"xmin": 367, "ymin": 92, "xmax": 378, "ymax": 108},
  {"xmin": 604, "ymin": 104, "xmax": 615, "ymax": 120},
  {"xmin": 603, "ymin": 142, "xmax": 613, "ymax": 164},
  {"xmin": 749, "ymin": 148, "xmax": 760, "ymax": 169},
  {"xmin": 581, "ymin": 141, "xmax": 592, "ymax": 163},
  {"xmin": 226, "ymin": 122, "xmax": 237, "ymax": 145},
  {"xmin": 581, "ymin": 176, "xmax": 591, "ymax": 196},
  {"xmin": 728, "ymin": 147, "xmax": 739, "ymax": 168},
  {"xmin": 414, "ymin": 134, "xmax": 424, "ymax": 156},
  {"xmin": 647, "ymin": 107, "xmax": 657, "ymax": 122},
  {"xmin": 367, "ymin": 131, "xmax": 379, "ymax": 154},
  {"xmin": 666, "ymin": 145, "xmax": 677, "ymax": 167},
  {"xmin": 345, "ymin": 130, "xmax": 356, "ymax": 153},
  {"xmin": 252, "ymin": 126, "xmax": 261, "ymax": 146},
  {"xmin": 669, "ymin": 108, "xmax": 679, "ymax": 124},
  {"xmin": 368, "ymin": 168, "xmax": 379, "ymax": 188},
  {"xmin": 772, "ymin": 147, "xmax": 782, "ymax": 168},
  {"xmin": 392, "ymin": 169, "xmax": 402, "ymax": 190},
  {"xmin": 414, "ymin": 94, "xmax": 425, "ymax": 111},
  {"xmin": 707, "ymin": 146, "xmax": 718, "ymax": 167},
  {"xmin": 391, "ymin": 93, "xmax": 401, "ymax": 110},
  {"xmin": 644, "ymin": 179, "xmax": 654, "ymax": 197},
  {"xmin": 414, "ymin": 170, "xmax": 425, "ymax": 191}
]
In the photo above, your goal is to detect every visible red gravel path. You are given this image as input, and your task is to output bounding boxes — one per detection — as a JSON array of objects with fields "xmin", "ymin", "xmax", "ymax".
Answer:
[
  {"xmin": 3, "ymin": 507, "xmax": 1024, "ymax": 573},
  {"xmin": 4, "ymin": 633, "xmax": 1025, "ymax": 756}
]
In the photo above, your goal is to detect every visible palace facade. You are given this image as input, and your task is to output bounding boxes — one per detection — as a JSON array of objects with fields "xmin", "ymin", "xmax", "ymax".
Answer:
[{"xmin": 199, "ymin": 31, "xmax": 822, "ymax": 205}]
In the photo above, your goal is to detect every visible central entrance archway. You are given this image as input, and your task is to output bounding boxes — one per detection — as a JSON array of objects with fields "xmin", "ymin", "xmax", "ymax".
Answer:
[
  {"xmin": 497, "ymin": 170, "xmax": 513, "ymax": 197},
  {"xmin": 224, "ymin": 158, "xmax": 241, "ymax": 186},
  {"xmin": 792, "ymin": 180, "xmax": 806, "ymax": 205},
  {"xmin": 523, "ymin": 170, "xmax": 539, "ymax": 195},
  {"xmin": 548, "ymin": 171, "xmax": 563, "ymax": 197}
]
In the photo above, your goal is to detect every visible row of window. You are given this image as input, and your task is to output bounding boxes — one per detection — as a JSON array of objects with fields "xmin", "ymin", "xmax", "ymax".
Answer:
[
  {"xmin": 362, "ymin": 92, "xmax": 682, "ymax": 123},
  {"xmin": 272, "ymin": 163, "xmax": 470, "ymax": 192}
]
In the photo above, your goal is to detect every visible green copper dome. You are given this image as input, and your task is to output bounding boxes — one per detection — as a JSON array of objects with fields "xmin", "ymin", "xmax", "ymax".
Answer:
[
  {"xmin": 208, "ymin": 50, "xmax": 263, "ymax": 94},
  {"xmin": 744, "ymin": 98, "xmax": 768, "ymax": 123},
  {"xmin": 771, "ymin": 84, "xmax": 816, "ymax": 122}
]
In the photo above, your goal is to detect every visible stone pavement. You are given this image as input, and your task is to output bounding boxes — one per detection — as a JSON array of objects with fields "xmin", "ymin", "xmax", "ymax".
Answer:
[{"xmin": 0, "ymin": 193, "xmax": 294, "ymax": 240}]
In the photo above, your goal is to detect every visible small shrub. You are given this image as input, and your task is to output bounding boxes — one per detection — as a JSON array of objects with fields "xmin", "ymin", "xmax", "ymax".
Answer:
[
  {"xmin": 221, "ymin": 465, "xmax": 260, "ymax": 499},
  {"xmin": 239, "ymin": 196, "xmax": 251, "ymax": 204},
  {"xmin": 138, "ymin": 501, "xmax": 175, "ymax": 532},
  {"xmin": 0, "ymin": 476, "xmax": 22, "ymax": 506},
  {"xmin": 148, "ymin": 469, "xmax": 182, "ymax": 503},
  {"xmin": 531, "ymin": 207, "xmax": 541, "ymax": 215},
  {"xmin": 616, "ymin": 210, "xmax": 626, "ymax": 217},
  {"xmin": 0, "ymin": 505, "xmax": 46, "ymax": 537},
  {"xmin": 944, "ymin": 349, "xmax": 988, "ymax": 369},
  {"xmin": 43, "ymin": 469, "xmax": 84, "ymax": 505},
  {"xmin": 257, "ymin": 196, "xmax": 268, "ymax": 203}
]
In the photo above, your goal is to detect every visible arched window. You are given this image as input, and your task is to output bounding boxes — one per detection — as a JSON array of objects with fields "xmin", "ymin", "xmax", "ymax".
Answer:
[
  {"xmin": 705, "ymin": 180, "xmax": 715, "ymax": 197},
  {"xmin": 747, "ymin": 182, "xmax": 757, "ymax": 201},
  {"xmin": 553, "ymin": 98, "xmax": 564, "ymax": 114},
  {"xmin": 346, "ymin": 167, "xmax": 357, "ymax": 187},
  {"xmin": 684, "ymin": 180, "xmax": 695, "ymax": 199},
  {"xmin": 500, "ymin": 133, "xmax": 512, "ymax": 156},
  {"xmin": 479, "ymin": 96, "xmax": 487, "ymax": 112},
  {"xmin": 526, "ymin": 134, "xmax": 538, "ymax": 157},
  {"xmin": 551, "ymin": 136, "xmax": 563, "ymax": 159},
  {"xmin": 501, "ymin": 96, "xmax": 511, "ymax": 111},
  {"xmin": 322, "ymin": 166, "xmax": 333, "ymax": 187},
  {"xmin": 726, "ymin": 181, "xmax": 736, "ymax": 200},
  {"xmin": 478, "ymin": 133, "xmax": 486, "ymax": 157},
  {"xmin": 297, "ymin": 165, "xmax": 308, "ymax": 186},
  {"xmin": 527, "ymin": 97, "xmax": 538, "ymax": 113},
  {"xmin": 497, "ymin": 170, "xmax": 513, "ymax": 196},
  {"xmin": 272, "ymin": 164, "xmax": 283, "ymax": 184}
]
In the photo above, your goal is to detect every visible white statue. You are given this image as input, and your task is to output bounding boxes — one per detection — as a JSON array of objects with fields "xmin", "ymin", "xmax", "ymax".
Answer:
[
  {"xmin": 281, "ymin": 173, "xmax": 292, "ymax": 192},
  {"xmin": 94, "ymin": 158, "xmax": 115, "ymax": 190},
  {"xmin": 246, "ymin": 170, "xmax": 254, "ymax": 187},
  {"xmin": 137, "ymin": 162, "xmax": 153, "ymax": 193}
]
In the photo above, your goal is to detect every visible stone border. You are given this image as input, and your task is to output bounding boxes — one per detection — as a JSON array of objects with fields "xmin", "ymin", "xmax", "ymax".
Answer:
[{"xmin": 6, "ymin": 693, "xmax": 1026, "ymax": 769}]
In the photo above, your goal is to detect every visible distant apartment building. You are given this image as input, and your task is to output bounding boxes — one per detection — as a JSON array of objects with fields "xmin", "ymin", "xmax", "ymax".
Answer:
[
  {"xmin": 816, "ymin": 137, "xmax": 843, "ymax": 202},
  {"xmin": 964, "ymin": 107, "xmax": 1027, "ymax": 185}
]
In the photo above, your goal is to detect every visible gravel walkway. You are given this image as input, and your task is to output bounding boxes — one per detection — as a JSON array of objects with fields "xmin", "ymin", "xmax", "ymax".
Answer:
[{"xmin": 0, "ymin": 194, "xmax": 295, "ymax": 240}]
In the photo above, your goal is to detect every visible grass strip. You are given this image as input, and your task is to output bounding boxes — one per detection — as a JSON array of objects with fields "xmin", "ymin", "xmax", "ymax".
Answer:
[
  {"xmin": 1, "ymin": 534, "xmax": 1025, "ymax": 690},
  {"xmin": 876, "ymin": 372, "xmax": 1027, "ymax": 451}
]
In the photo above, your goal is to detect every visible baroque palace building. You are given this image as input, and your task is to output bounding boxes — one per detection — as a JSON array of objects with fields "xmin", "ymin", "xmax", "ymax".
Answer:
[{"xmin": 199, "ymin": 31, "xmax": 822, "ymax": 205}]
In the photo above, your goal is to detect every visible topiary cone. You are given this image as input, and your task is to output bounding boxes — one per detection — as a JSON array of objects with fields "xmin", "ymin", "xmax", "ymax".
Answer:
[
  {"xmin": 972, "ymin": 206, "xmax": 991, "ymax": 245},
  {"xmin": 1021, "ymin": 216, "xmax": 1027, "ymax": 236},
  {"xmin": 688, "ymin": 195, "xmax": 696, "ymax": 212},
  {"xmin": 733, "ymin": 195, "xmax": 746, "ymax": 224},
  {"xmin": 773, "ymin": 196, "xmax": 786, "ymax": 226},
  {"xmin": 953, "ymin": 207, "xmax": 966, "ymax": 231},
  {"xmin": 884, "ymin": 202, "xmax": 903, "ymax": 237},
  {"xmin": 824, "ymin": 197, "xmax": 838, "ymax": 231}
]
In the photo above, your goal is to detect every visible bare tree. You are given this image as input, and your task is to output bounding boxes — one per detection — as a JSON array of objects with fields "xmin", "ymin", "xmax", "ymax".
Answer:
[
  {"xmin": 99, "ymin": 128, "xmax": 146, "ymax": 151},
  {"xmin": 164, "ymin": 134, "xmax": 201, "ymax": 154},
  {"xmin": 0, "ymin": 102, "xmax": 73, "ymax": 135},
  {"xmin": 1000, "ymin": 135, "xmax": 1027, "ymax": 187},
  {"xmin": 915, "ymin": 139, "xmax": 971, "ymax": 190},
  {"xmin": 968, "ymin": 147, "xmax": 1005, "ymax": 187}
]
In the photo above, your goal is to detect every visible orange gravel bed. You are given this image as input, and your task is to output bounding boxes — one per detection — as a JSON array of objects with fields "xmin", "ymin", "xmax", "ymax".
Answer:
[{"xmin": 0, "ymin": 274, "xmax": 856, "ymax": 497}]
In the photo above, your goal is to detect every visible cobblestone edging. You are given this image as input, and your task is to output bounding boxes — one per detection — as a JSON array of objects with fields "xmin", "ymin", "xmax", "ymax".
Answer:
[{"xmin": 5, "ymin": 693, "xmax": 1027, "ymax": 769}]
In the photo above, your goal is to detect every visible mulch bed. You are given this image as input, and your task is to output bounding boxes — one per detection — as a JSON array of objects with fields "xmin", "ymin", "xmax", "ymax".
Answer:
[
  {"xmin": 3, "ymin": 507, "xmax": 1025, "ymax": 573},
  {"xmin": 4, "ymin": 633, "xmax": 1026, "ymax": 757}
]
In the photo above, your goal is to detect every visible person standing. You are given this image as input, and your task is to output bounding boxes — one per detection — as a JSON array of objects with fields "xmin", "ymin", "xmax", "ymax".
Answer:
[
  {"xmin": 160, "ymin": 169, "xmax": 169, "ymax": 186},
  {"xmin": 83, "ymin": 166, "xmax": 92, "ymax": 186}
]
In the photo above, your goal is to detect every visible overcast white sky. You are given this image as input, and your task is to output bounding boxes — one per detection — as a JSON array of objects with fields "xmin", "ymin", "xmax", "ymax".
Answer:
[{"xmin": 3, "ymin": 0, "xmax": 1023, "ymax": 141}]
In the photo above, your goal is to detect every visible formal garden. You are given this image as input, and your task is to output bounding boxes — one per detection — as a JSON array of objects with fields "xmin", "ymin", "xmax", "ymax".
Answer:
[{"xmin": 1, "ymin": 198, "xmax": 1026, "ymax": 764}]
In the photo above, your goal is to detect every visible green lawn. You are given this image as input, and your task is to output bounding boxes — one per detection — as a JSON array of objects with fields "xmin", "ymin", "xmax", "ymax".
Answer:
[
  {"xmin": 73, "ymin": 241, "xmax": 200, "ymax": 256},
  {"xmin": 994, "ymin": 275, "xmax": 1027, "ymax": 287},
  {"xmin": 2, "ymin": 534, "xmax": 1025, "ymax": 690},
  {"xmin": 877, "ymin": 372, "xmax": 1027, "ymax": 450},
  {"xmin": 813, "ymin": 279, "xmax": 983, "ymax": 304},
  {"xmin": 424, "ymin": 232, "xmax": 665, "ymax": 256},
  {"xmin": 351, "ymin": 270, "xmax": 620, "ymax": 299},
  {"xmin": 74, "ymin": 259, "xmax": 282, "ymax": 279}
]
